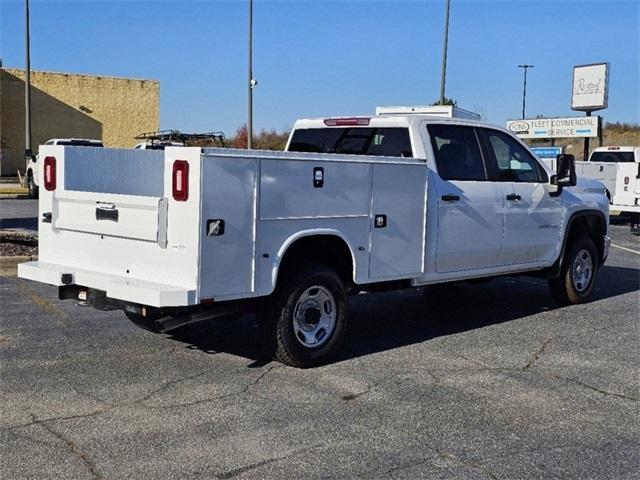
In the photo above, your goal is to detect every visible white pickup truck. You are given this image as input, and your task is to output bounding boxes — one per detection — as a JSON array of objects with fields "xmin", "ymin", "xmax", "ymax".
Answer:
[
  {"xmin": 576, "ymin": 146, "xmax": 640, "ymax": 233},
  {"xmin": 25, "ymin": 138, "xmax": 104, "ymax": 198},
  {"xmin": 19, "ymin": 115, "xmax": 610, "ymax": 367}
]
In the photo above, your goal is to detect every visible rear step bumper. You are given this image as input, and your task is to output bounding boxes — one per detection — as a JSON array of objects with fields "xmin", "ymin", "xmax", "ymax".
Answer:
[
  {"xmin": 18, "ymin": 261, "xmax": 196, "ymax": 307},
  {"xmin": 610, "ymin": 203, "xmax": 640, "ymax": 213}
]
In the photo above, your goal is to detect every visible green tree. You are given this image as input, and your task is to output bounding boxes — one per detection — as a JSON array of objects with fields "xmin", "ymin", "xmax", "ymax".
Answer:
[{"xmin": 431, "ymin": 97, "xmax": 457, "ymax": 106}]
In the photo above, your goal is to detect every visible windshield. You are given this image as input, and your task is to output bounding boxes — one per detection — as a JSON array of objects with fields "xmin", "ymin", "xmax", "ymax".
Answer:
[
  {"xmin": 289, "ymin": 127, "xmax": 413, "ymax": 157},
  {"xmin": 590, "ymin": 151, "xmax": 635, "ymax": 163}
]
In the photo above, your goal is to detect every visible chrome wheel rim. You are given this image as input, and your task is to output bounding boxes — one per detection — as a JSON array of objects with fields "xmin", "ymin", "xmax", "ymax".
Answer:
[
  {"xmin": 572, "ymin": 249, "xmax": 593, "ymax": 293},
  {"xmin": 292, "ymin": 285, "xmax": 337, "ymax": 348}
]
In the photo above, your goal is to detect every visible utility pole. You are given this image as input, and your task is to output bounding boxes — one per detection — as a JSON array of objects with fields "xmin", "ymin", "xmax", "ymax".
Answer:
[
  {"xmin": 517, "ymin": 64, "xmax": 533, "ymax": 119},
  {"xmin": 583, "ymin": 111, "xmax": 592, "ymax": 162},
  {"xmin": 439, "ymin": 0, "xmax": 451, "ymax": 105},
  {"xmin": 247, "ymin": 0, "xmax": 254, "ymax": 149},
  {"xmin": 24, "ymin": 0, "xmax": 33, "ymax": 162}
]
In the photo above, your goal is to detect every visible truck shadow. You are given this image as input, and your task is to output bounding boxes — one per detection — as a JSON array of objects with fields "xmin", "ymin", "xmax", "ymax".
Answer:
[{"xmin": 166, "ymin": 264, "xmax": 639, "ymax": 366}]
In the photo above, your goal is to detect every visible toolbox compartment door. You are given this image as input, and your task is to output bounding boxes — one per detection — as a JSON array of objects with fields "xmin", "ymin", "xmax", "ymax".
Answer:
[
  {"xmin": 53, "ymin": 191, "xmax": 167, "ymax": 245},
  {"xmin": 369, "ymin": 163, "xmax": 427, "ymax": 279},
  {"xmin": 198, "ymin": 156, "xmax": 258, "ymax": 299}
]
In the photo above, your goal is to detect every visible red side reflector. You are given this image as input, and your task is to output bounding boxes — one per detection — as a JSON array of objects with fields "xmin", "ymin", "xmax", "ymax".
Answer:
[
  {"xmin": 172, "ymin": 160, "xmax": 189, "ymax": 201},
  {"xmin": 43, "ymin": 156, "xmax": 56, "ymax": 191},
  {"xmin": 323, "ymin": 117, "xmax": 370, "ymax": 126}
]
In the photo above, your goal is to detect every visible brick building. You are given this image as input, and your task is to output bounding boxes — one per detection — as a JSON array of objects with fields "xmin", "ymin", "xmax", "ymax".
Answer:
[{"xmin": 0, "ymin": 68, "xmax": 159, "ymax": 175}]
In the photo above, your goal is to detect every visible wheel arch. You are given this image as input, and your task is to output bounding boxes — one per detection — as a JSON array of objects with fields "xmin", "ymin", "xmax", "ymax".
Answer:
[
  {"xmin": 272, "ymin": 230, "xmax": 358, "ymax": 292},
  {"xmin": 552, "ymin": 209, "xmax": 607, "ymax": 277}
]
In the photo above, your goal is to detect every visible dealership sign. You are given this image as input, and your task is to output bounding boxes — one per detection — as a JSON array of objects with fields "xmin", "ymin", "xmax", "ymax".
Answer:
[
  {"xmin": 506, "ymin": 116, "xmax": 599, "ymax": 139},
  {"xmin": 530, "ymin": 147, "xmax": 563, "ymax": 159},
  {"xmin": 571, "ymin": 63, "xmax": 609, "ymax": 111}
]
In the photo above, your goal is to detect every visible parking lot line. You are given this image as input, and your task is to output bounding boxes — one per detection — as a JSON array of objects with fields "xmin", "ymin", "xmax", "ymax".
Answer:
[{"xmin": 611, "ymin": 244, "xmax": 640, "ymax": 255}]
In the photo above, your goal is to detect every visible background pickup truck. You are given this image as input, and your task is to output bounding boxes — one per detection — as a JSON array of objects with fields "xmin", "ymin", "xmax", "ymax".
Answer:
[
  {"xmin": 24, "ymin": 138, "xmax": 104, "ymax": 199},
  {"xmin": 19, "ymin": 115, "xmax": 610, "ymax": 367},
  {"xmin": 575, "ymin": 146, "xmax": 640, "ymax": 234}
]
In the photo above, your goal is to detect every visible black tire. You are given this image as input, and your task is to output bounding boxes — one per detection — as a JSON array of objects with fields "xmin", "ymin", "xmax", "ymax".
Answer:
[
  {"xmin": 258, "ymin": 263, "xmax": 348, "ymax": 368},
  {"xmin": 27, "ymin": 174, "xmax": 38, "ymax": 199},
  {"xmin": 549, "ymin": 235, "xmax": 598, "ymax": 305},
  {"xmin": 630, "ymin": 212, "xmax": 640, "ymax": 236},
  {"xmin": 124, "ymin": 310, "xmax": 160, "ymax": 332}
]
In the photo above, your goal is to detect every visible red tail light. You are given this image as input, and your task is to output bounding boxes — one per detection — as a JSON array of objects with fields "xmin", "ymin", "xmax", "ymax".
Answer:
[
  {"xmin": 172, "ymin": 160, "xmax": 189, "ymax": 201},
  {"xmin": 43, "ymin": 156, "xmax": 56, "ymax": 191}
]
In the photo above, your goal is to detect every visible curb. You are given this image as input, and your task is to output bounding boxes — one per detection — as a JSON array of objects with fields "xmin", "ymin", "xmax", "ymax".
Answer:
[
  {"xmin": 0, "ymin": 194, "xmax": 31, "ymax": 199},
  {"xmin": 0, "ymin": 255, "xmax": 37, "ymax": 276},
  {"xmin": 0, "ymin": 189, "xmax": 28, "ymax": 194},
  {"xmin": 0, "ymin": 255, "xmax": 37, "ymax": 266}
]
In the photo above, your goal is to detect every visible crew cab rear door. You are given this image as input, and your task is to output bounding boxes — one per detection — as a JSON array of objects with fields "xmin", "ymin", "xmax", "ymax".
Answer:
[{"xmin": 426, "ymin": 124, "xmax": 505, "ymax": 273}]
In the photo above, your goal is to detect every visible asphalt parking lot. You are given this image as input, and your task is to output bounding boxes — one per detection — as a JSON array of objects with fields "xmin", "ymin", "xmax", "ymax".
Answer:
[{"xmin": 1, "ymin": 198, "xmax": 639, "ymax": 479}]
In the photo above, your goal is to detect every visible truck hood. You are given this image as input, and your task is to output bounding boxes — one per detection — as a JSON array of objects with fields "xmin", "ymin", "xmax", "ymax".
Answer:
[{"xmin": 572, "ymin": 176, "xmax": 607, "ymax": 195}]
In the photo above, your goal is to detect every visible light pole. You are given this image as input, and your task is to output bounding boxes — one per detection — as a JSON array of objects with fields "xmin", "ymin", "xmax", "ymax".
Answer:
[
  {"xmin": 24, "ymin": 0, "xmax": 33, "ymax": 162},
  {"xmin": 517, "ymin": 64, "xmax": 533, "ymax": 119},
  {"xmin": 247, "ymin": 0, "xmax": 254, "ymax": 149},
  {"xmin": 438, "ymin": 0, "xmax": 451, "ymax": 105}
]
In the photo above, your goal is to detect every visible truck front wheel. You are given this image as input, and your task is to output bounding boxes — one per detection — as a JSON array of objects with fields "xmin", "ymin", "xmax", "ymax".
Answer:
[
  {"xmin": 258, "ymin": 263, "xmax": 348, "ymax": 368},
  {"xmin": 549, "ymin": 236, "xmax": 598, "ymax": 305}
]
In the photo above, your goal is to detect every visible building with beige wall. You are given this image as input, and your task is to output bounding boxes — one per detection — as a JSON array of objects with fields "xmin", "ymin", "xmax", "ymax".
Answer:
[{"xmin": 0, "ymin": 68, "xmax": 159, "ymax": 176}]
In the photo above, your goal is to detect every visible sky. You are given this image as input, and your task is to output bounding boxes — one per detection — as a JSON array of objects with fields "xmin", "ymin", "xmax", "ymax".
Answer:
[{"xmin": 1, "ymin": 0, "xmax": 639, "ymax": 137}]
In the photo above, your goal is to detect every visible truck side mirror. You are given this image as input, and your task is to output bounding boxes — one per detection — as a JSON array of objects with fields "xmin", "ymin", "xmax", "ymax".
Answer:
[{"xmin": 554, "ymin": 154, "xmax": 577, "ymax": 187}]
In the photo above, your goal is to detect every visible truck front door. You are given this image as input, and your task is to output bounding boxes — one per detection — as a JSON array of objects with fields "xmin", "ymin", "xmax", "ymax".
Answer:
[{"xmin": 479, "ymin": 128, "xmax": 563, "ymax": 265}]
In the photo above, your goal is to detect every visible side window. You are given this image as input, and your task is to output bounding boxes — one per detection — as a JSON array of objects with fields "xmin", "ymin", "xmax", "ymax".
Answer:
[
  {"xmin": 482, "ymin": 130, "xmax": 545, "ymax": 182},
  {"xmin": 427, "ymin": 125, "xmax": 487, "ymax": 181}
]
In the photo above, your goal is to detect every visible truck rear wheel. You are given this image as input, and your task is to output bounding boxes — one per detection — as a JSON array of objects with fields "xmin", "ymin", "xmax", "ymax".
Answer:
[
  {"xmin": 259, "ymin": 263, "xmax": 348, "ymax": 368},
  {"xmin": 549, "ymin": 236, "xmax": 598, "ymax": 305}
]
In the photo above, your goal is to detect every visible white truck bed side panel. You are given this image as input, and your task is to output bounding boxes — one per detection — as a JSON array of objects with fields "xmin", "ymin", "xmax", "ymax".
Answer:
[
  {"xmin": 576, "ymin": 160, "xmax": 639, "ymax": 210},
  {"xmin": 260, "ymin": 160, "xmax": 370, "ymax": 219},
  {"xmin": 198, "ymin": 156, "xmax": 258, "ymax": 299},
  {"xmin": 369, "ymin": 163, "xmax": 427, "ymax": 279},
  {"xmin": 613, "ymin": 163, "xmax": 639, "ymax": 206},
  {"xmin": 576, "ymin": 162, "xmax": 617, "ymax": 197}
]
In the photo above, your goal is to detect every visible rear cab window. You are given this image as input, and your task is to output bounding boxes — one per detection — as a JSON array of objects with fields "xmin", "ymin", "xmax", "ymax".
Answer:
[
  {"xmin": 590, "ymin": 151, "xmax": 636, "ymax": 163},
  {"xmin": 288, "ymin": 127, "xmax": 413, "ymax": 157}
]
